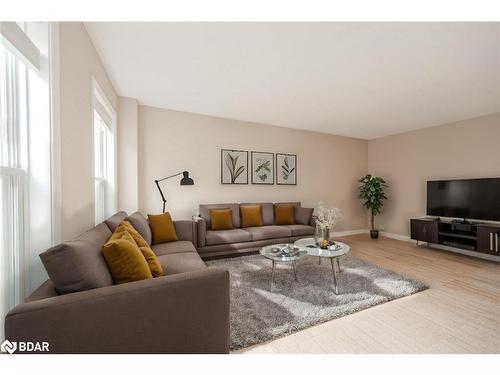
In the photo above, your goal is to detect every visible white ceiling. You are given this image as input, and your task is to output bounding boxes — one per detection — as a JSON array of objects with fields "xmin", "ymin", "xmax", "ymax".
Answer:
[{"xmin": 85, "ymin": 22, "xmax": 500, "ymax": 140}]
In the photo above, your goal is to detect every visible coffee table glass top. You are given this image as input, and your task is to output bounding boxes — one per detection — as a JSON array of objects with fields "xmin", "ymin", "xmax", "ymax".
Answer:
[
  {"xmin": 294, "ymin": 237, "xmax": 350, "ymax": 258},
  {"xmin": 260, "ymin": 244, "xmax": 308, "ymax": 262}
]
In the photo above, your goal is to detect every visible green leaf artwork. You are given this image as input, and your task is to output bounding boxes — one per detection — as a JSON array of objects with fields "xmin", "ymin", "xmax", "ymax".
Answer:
[
  {"xmin": 255, "ymin": 158, "xmax": 271, "ymax": 182},
  {"xmin": 281, "ymin": 156, "xmax": 295, "ymax": 180},
  {"xmin": 225, "ymin": 152, "xmax": 245, "ymax": 183}
]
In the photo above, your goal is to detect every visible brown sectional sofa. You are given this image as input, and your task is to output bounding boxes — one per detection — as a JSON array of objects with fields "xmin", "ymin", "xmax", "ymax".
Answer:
[
  {"xmin": 196, "ymin": 202, "xmax": 316, "ymax": 258},
  {"xmin": 5, "ymin": 202, "xmax": 314, "ymax": 353},
  {"xmin": 4, "ymin": 211, "xmax": 230, "ymax": 354}
]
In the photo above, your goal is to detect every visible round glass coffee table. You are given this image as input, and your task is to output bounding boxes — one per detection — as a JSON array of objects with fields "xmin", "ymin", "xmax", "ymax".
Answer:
[
  {"xmin": 260, "ymin": 244, "xmax": 308, "ymax": 291},
  {"xmin": 294, "ymin": 237, "xmax": 350, "ymax": 294}
]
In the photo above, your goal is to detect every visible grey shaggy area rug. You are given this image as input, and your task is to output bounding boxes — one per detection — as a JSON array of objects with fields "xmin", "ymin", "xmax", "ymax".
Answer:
[{"xmin": 207, "ymin": 253, "xmax": 428, "ymax": 350}]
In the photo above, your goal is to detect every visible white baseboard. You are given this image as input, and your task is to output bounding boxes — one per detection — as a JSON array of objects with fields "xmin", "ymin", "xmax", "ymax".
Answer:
[
  {"xmin": 330, "ymin": 229, "xmax": 414, "ymax": 242},
  {"xmin": 380, "ymin": 231, "xmax": 412, "ymax": 242},
  {"xmin": 329, "ymin": 229, "xmax": 414, "ymax": 242},
  {"xmin": 330, "ymin": 229, "xmax": 369, "ymax": 237}
]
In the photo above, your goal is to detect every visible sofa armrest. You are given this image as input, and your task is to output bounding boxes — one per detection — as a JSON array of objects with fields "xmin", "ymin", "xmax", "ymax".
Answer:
[
  {"xmin": 174, "ymin": 220, "xmax": 196, "ymax": 243},
  {"xmin": 5, "ymin": 269, "xmax": 230, "ymax": 353},
  {"xmin": 197, "ymin": 218, "xmax": 207, "ymax": 248}
]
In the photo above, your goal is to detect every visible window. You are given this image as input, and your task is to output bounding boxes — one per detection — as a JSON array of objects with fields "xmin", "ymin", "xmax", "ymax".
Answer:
[
  {"xmin": 0, "ymin": 42, "xmax": 28, "ymax": 338},
  {"xmin": 93, "ymin": 80, "xmax": 116, "ymax": 225},
  {"xmin": 93, "ymin": 111, "xmax": 109, "ymax": 224},
  {"xmin": 0, "ymin": 22, "xmax": 52, "ymax": 340}
]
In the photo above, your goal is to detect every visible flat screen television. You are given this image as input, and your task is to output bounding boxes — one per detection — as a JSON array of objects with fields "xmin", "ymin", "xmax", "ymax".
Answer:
[{"xmin": 426, "ymin": 178, "xmax": 500, "ymax": 221}]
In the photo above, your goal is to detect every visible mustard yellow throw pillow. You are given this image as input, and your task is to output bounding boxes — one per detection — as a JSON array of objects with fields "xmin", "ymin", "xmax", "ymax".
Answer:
[
  {"xmin": 148, "ymin": 212, "xmax": 178, "ymax": 245},
  {"xmin": 274, "ymin": 205, "xmax": 295, "ymax": 225},
  {"xmin": 209, "ymin": 208, "xmax": 233, "ymax": 230},
  {"xmin": 117, "ymin": 221, "xmax": 164, "ymax": 277},
  {"xmin": 102, "ymin": 231, "xmax": 153, "ymax": 284},
  {"xmin": 240, "ymin": 205, "xmax": 263, "ymax": 228}
]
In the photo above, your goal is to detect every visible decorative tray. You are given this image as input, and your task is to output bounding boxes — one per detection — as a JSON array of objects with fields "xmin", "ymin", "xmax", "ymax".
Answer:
[
  {"xmin": 317, "ymin": 240, "xmax": 343, "ymax": 251},
  {"xmin": 269, "ymin": 246, "xmax": 300, "ymax": 257}
]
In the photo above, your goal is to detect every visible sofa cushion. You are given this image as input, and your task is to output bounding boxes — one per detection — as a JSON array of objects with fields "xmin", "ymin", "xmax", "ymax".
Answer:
[
  {"xmin": 173, "ymin": 220, "xmax": 195, "ymax": 242},
  {"xmin": 200, "ymin": 203, "xmax": 240, "ymax": 229},
  {"xmin": 209, "ymin": 209, "xmax": 234, "ymax": 230},
  {"xmin": 152, "ymin": 240, "xmax": 197, "ymax": 256},
  {"xmin": 157, "ymin": 253, "xmax": 207, "ymax": 275},
  {"xmin": 102, "ymin": 231, "xmax": 153, "ymax": 284},
  {"xmin": 274, "ymin": 205, "xmax": 295, "ymax": 225},
  {"xmin": 240, "ymin": 205, "xmax": 263, "ymax": 228},
  {"xmin": 295, "ymin": 207, "xmax": 313, "ymax": 225},
  {"xmin": 243, "ymin": 225, "xmax": 292, "ymax": 241},
  {"xmin": 40, "ymin": 223, "xmax": 114, "ymax": 294},
  {"xmin": 148, "ymin": 212, "xmax": 178, "ymax": 244},
  {"xmin": 104, "ymin": 211, "xmax": 128, "ymax": 232},
  {"xmin": 126, "ymin": 212, "xmax": 153, "ymax": 246},
  {"xmin": 241, "ymin": 202, "xmax": 274, "ymax": 225},
  {"xmin": 284, "ymin": 224, "xmax": 315, "ymax": 237},
  {"xmin": 206, "ymin": 229, "xmax": 251, "ymax": 246}
]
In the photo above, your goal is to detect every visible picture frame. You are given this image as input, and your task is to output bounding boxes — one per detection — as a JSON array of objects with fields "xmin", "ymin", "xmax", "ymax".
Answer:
[
  {"xmin": 276, "ymin": 153, "xmax": 297, "ymax": 185},
  {"xmin": 221, "ymin": 149, "xmax": 248, "ymax": 184},
  {"xmin": 251, "ymin": 151, "xmax": 274, "ymax": 185}
]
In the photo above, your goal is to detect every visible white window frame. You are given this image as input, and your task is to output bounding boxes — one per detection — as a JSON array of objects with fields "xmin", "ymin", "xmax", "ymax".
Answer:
[
  {"xmin": 0, "ymin": 31, "xmax": 31, "ymax": 340},
  {"xmin": 92, "ymin": 78, "xmax": 117, "ymax": 225},
  {"xmin": 1, "ymin": 23, "xmax": 55, "ymax": 343},
  {"xmin": 0, "ymin": 166, "xmax": 26, "ymax": 312},
  {"xmin": 0, "ymin": 22, "xmax": 40, "ymax": 71},
  {"xmin": 49, "ymin": 22, "xmax": 61, "ymax": 245}
]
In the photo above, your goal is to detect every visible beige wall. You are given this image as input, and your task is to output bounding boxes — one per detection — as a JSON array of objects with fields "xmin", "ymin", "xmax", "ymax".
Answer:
[
  {"xmin": 368, "ymin": 113, "xmax": 500, "ymax": 237},
  {"xmin": 59, "ymin": 22, "xmax": 117, "ymax": 240},
  {"xmin": 117, "ymin": 96, "xmax": 139, "ymax": 213},
  {"xmin": 138, "ymin": 106, "xmax": 368, "ymax": 231},
  {"xmin": 56, "ymin": 24, "xmax": 499, "ymax": 239}
]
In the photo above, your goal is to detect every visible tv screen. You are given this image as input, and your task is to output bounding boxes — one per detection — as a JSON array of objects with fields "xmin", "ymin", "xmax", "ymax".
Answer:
[{"xmin": 427, "ymin": 178, "xmax": 500, "ymax": 221}]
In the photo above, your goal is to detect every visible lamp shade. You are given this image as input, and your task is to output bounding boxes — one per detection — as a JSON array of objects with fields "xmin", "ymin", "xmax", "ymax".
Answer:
[{"xmin": 180, "ymin": 171, "xmax": 194, "ymax": 185}]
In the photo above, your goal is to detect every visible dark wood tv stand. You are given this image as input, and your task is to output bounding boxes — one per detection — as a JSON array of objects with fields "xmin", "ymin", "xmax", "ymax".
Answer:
[{"xmin": 410, "ymin": 218, "xmax": 500, "ymax": 257}]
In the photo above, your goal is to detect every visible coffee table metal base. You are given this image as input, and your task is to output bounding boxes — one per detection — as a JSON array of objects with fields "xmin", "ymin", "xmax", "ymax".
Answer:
[
  {"xmin": 318, "ymin": 256, "xmax": 341, "ymax": 271},
  {"xmin": 316, "ymin": 256, "xmax": 342, "ymax": 294},
  {"xmin": 330, "ymin": 258, "xmax": 338, "ymax": 294},
  {"xmin": 270, "ymin": 259, "xmax": 298, "ymax": 291}
]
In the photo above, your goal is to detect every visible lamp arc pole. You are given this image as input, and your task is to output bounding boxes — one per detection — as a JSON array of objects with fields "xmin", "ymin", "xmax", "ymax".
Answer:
[{"xmin": 154, "ymin": 171, "xmax": 194, "ymax": 213}]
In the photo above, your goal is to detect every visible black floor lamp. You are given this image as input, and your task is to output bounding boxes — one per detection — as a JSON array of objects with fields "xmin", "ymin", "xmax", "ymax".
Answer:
[{"xmin": 154, "ymin": 171, "xmax": 194, "ymax": 213}]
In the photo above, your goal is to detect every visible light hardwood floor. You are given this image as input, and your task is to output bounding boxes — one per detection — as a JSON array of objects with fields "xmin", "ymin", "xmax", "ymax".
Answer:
[{"xmin": 238, "ymin": 234, "xmax": 500, "ymax": 354}]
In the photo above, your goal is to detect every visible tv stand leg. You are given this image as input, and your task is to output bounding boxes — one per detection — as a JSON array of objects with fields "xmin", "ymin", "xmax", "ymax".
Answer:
[{"xmin": 416, "ymin": 240, "xmax": 419, "ymax": 247}]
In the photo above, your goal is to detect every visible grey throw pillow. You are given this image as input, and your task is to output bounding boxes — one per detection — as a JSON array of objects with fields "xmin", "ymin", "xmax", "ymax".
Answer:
[
  {"xmin": 295, "ymin": 207, "xmax": 314, "ymax": 225},
  {"xmin": 104, "ymin": 211, "xmax": 128, "ymax": 232},
  {"xmin": 40, "ymin": 223, "xmax": 114, "ymax": 294},
  {"xmin": 125, "ymin": 212, "xmax": 153, "ymax": 246}
]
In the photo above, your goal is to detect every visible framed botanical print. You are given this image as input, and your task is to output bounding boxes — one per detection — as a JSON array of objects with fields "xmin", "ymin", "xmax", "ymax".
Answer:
[
  {"xmin": 221, "ymin": 149, "xmax": 248, "ymax": 184},
  {"xmin": 251, "ymin": 151, "xmax": 274, "ymax": 184},
  {"xmin": 276, "ymin": 153, "xmax": 297, "ymax": 185}
]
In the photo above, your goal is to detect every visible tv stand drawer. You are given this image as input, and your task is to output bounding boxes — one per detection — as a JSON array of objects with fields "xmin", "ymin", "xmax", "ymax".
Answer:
[
  {"xmin": 477, "ymin": 226, "xmax": 500, "ymax": 254},
  {"xmin": 410, "ymin": 219, "xmax": 438, "ymax": 244}
]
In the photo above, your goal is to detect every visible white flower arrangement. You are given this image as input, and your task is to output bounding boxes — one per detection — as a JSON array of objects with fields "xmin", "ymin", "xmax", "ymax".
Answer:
[{"xmin": 315, "ymin": 202, "xmax": 344, "ymax": 230}]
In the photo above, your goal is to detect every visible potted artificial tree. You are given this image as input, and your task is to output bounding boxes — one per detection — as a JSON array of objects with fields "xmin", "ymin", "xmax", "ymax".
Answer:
[{"xmin": 358, "ymin": 174, "xmax": 387, "ymax": 239}]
